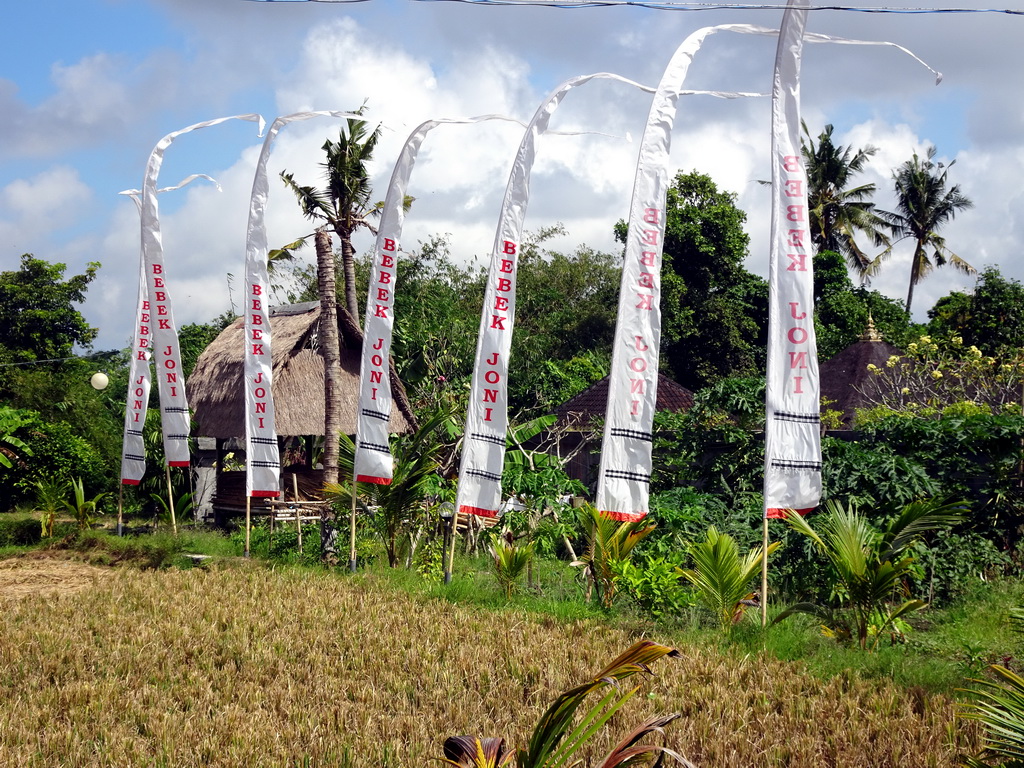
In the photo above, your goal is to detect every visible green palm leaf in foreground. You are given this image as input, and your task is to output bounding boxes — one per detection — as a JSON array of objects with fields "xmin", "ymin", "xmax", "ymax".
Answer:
[
  {"xmin": 961, "ymin": 665, "xmax": 1024, "ymax": 768},
  {"xmin": 442, "ymin": 640, "xmax": 693, "ymax": 768}
]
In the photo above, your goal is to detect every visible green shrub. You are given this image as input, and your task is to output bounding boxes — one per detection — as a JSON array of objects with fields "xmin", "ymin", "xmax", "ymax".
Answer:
[
  {"xmin": 610, "ymin": 554, "xmax": 693, "ymax": 620},
  {"xmin": 0, "ymin": 515, "xmax": 42, "ymax": 546}
]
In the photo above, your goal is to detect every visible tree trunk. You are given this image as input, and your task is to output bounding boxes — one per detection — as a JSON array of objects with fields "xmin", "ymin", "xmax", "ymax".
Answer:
[
  {"xmin": 316, "ymin": 227, "xmax": 341, "ymax": 565},
  {"xmin": 905, "ymin": 244, "xmax": 923, "ymax": 314},
  {"xmin": 338, "ymin": 224, "xmax": 360, "ymax": 325}
]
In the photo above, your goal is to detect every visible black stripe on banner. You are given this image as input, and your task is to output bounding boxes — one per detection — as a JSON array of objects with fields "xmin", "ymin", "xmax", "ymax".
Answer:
[
  {"xmin": 774, "ymin": 411, "xmax": 820, "ymax": 423},
  {"xmin": 605, "ymin": 469, "xmax": 651, "ymax": 484},
  {"xmin": 124, "ymin": 454, "xmax": 145, "ymax": 462},
  {"xmin": 770, "ymin": 460, "xmax": 822, "ymax": 471},
  {"xmin": 361, "ymin": 408, "xmax": 390, "ymax": 421},
  {"xmin": 466, "ymin": 468, "xmax": 501, "ymax": 483},
  {"xmin": 168, "ymin": 434, "xmax": 189, "ymax": 440},
  {"xmin": 126, "ymin": 430, "xmax": 143, "ymax": 437},
  {"xmin": 358, "ymin": 441, "xmax": 391, "ymax": 454},
  {"xmin": 251, "ymin": 437, "xmax": 277, "ymax": 445},
  {"xmin": 166, "ymin": 408, "xmax": 189, "ymax": 414},
  {"xmin": 610, "ymin": 428, "xmax": 653, "ymax": 442},
  {"xmin": 250, "ymin": 461, "xmax": 280, "ymax": 469},
  {"xmin": 470, "ymin": 432, "xmax": 506, "ymax": 447}
]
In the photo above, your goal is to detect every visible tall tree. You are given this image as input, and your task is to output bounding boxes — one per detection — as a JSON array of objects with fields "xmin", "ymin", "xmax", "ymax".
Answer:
[
  {"xmin": 802, "ymin": 123, "xmax": 891, "ymax": 282},
  {"xmin": 0, "ymin": 254, "xmax": 99, "ymax": 362},
  {"xmin": 281, "ymin": 112, "xmax": 382, "ymax": 323},
  {"xmin": 928, "ymin": 266, "xmax": 1024, "ymax": 354},
  {"xmin": 879, "ymin": 146, "xmax": 975, "ymax": 314},
  {"xmin": 617, "ymin": 171, "xmax": 766, "ymax": 390}
]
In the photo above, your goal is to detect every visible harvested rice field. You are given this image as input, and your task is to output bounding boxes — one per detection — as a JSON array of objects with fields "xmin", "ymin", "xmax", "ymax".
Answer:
[{"xmin": 0, "ymin": 560, "xmax": 979, "ymax": 767}]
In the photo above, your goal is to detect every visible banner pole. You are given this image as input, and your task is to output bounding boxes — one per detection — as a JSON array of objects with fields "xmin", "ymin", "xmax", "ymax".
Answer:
[
  {"xmin": 445, "ymin": 511, "xmax": 459, "ymax": 584},
  {"xmin": 349, "ymin": 478, "xmax": 358, "ymax": 573},
  {"xmin": 293, "ymin": 473, "xmax": 302, "ymax": 555},
  {"xmin": 245, "ymin": 495, "xmax": 251, "ymax": 558},
  {"xmin": 165, "ymin": 464, "xmax": 177, "ymax": 536},
  {"xmin": 761, "ymin": 514, "xmax": 769, "ymax": 628},
  {"xmin": 117, "ymin": 484, "xmax": 124, "ymax": 537}
]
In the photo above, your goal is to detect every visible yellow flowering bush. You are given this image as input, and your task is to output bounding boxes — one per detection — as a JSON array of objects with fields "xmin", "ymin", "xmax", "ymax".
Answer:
[{"xmin": 858, "ymin": 334, "xmax": 1024, "ymax": 414}]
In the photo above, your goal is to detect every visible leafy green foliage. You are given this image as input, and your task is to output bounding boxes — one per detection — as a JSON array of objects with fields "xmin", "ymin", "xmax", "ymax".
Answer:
[
  {"xmin": 331, "ymin": 408, "xmax": 451, "ymax": 567},
  {"xmin": 928, "ymin": 266, "xmax": 1024, "ymax": 355},
  {"xmin": 680, "ymin": 526, "xmax": 778, "ymax": 632},
  {"xmin": 573, "ymin": 505, "xmax": 656, "ymax": 609},
  {"xmin": 778, "ymin": 498, "xmax": 967, "ymax": 650},
  {"xmin": 65, "ymin": 476, "xmax": 106, "ymax": 531},
  {"xmin": 611, "ymin": 554, "xmax": 692, "ymax": 620},
  {"xmin": 0, "ymin": 254, "xmax": 98, "ymax": 362},
  {"xmin": 812, "ymin": 250, "xmax": 912, "ymax": 359},
  {"xmin": 489, "ymin": 533, "xmax": 535, "ymax": 599},
  {"xmin": 0, "ymin": 406, "xmax": 34, "ymax": 471}
]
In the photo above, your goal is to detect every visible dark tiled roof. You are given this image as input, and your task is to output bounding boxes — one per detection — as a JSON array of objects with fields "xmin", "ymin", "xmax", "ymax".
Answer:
[
  {"xmin": 554, "ymin": 374, "xmax": 694, "ymax": 429},
  {"xmin": 820, "ymin": 339, "xmax": 903, "ymax": 428}
]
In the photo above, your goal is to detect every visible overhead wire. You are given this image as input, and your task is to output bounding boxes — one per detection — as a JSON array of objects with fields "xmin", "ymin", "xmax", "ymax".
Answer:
[{"xmin": 243, "ymin": 0, "xmax": 1024, "ymax": 13}]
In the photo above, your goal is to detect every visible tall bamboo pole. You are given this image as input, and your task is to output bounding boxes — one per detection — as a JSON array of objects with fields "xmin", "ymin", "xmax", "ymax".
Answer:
[
  {"xmin": 245, "ymin": 495, "xmax": 252, "ymax": 558},
  {"xmin": 117, "ymin": 484, "xmax": 124, "ymax": 537},
  {"xmin": 349, "ymin": 481, "xmax": 358, "ymax": 572},
  {"xmin": 761, "ymin": 515, "xmax": 769, "ymax": 628},
  {"xmin": 165, "ymin": 465, "xmax": 177, "ymax": 536}
]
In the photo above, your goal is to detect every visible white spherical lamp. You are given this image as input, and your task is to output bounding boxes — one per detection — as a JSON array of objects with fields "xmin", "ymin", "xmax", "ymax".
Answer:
[{"xmin": 90, "ymin": 372, "xmax": 109, "ymax": 391}]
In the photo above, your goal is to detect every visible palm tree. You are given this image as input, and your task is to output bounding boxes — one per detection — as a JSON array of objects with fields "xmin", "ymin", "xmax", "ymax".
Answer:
[
  {"xmin": 879, "ymin": 146, "xmax": 975, "ymax": 314},
  {"xmin": 801, "ymin": 123, "xmax": 891, "ymax": 282},
  {"xmin": 777, "ymin": 498, "xmax": 967, "ymax": 650},
  {"xmin": 280, "ymin": 111, "xmax": 382, "ymax": 324}
]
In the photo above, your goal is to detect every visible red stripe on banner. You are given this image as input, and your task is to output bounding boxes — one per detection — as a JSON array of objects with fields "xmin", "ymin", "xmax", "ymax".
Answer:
[
  {"xmin": 251, "ymin": 490, "xmax": 281, "ymax": 498},
  {"xmin": 356, "ymin": 475, "xmax": 393, "ymax": 485},
  {"xmin": 122, "ymin": 479, "xmax": 140, "ymax": 486},
  {"xmin": 168, "ymin": 461, "xmax": 190, "ymax": 467},
  {"xmin": 601, "ymin": 509, "xmax": 647, "ymax": 522},
  {"xmin": 766, "ymin": 507, "xmax": 814, "ymax": 519},
  {"xmin": 460, "ymin": 504, "xmax": 498, "ymax": 518}
]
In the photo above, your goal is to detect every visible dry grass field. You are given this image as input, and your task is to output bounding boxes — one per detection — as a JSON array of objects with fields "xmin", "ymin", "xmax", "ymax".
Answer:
[{"xmin": 0, "ymin": 558, "xmax": 979, "ymax": 767}]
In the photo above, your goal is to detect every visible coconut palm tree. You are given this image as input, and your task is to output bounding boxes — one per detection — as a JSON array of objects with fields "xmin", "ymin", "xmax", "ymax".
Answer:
[
  {"xmin": 878, "ymin": 146, "xmax": 975, "ymax": 314},
  {"xmin": 280, "ymin": 110, "xmax": 382, "ymax": 324},
  {"xmin": 801, "ymin": 123, "xmax": 891, "ymax": 282},
  {"xmin": 777, "ymin": 498, "xmax": 967, "ymax": 650}
]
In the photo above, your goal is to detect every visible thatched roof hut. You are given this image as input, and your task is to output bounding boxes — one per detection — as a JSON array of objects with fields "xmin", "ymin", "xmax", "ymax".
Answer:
[
  {"xmin": 187, "ymin": 301, "xmax": 416, "ymax": 439},
  {"xmin": 820, "ymin": 318, "xmax": 903, "ymax": 428}
]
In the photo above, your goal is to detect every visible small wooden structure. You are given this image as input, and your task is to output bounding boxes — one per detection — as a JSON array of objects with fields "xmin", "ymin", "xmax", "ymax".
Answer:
[
  {"xmin": 186, "ymin": 301, "xmax": 416, "ymax": 523},
  {"xmin": 819, "ymin": 317, "xmax": 903, "ymax": 429}
]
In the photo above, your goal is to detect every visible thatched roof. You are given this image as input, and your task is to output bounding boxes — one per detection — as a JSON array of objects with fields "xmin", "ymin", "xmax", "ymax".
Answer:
[
  {"xmin": 820, "ymin": 319, "xmax": 903, "ymax": 428},
  {"xmin": 187, "ymin": 301, "xmax": 416, "ymax": 439},
  {"xmin": 554, "ymin": 373, "xmax": 694, "ymax": 429}
]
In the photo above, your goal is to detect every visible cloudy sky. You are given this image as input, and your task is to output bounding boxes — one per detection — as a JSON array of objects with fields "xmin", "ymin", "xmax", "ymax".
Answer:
[{"xmin": 3, "ymin": 0, "xmax": 1023, "ymax": 352}]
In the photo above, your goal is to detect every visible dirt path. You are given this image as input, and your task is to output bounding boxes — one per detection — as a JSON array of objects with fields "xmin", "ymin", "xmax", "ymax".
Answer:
[{"xmin": 0, "ymin": 554, "xmax": 113, "ymax": 599}]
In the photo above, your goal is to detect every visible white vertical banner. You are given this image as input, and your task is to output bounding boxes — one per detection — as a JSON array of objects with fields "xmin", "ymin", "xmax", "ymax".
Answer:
[
  {"xmin": 354, "ymin": 115, "xmax": 522, "ymax": 486},
  {"xmin": 455, "ymin": 73, "xmax": 656, "ymax": 519},
  {"xmin": 764, "ymin": 0, "xmax": 820, "ymax": 517},
  {"xmin": 119, "ymin": 175, "xmax": 221, "ymax": 486},
  {"xmin": 121, "ymin": 255, "xmax": 152, "ymax": 486},
  {"xmin": 243, "ymin": 111, "xmax": 361, "ymax": 499},
  {"xmin": 762, "ymin": 13, "xmax": 942, "ymax": 518},
  {"xmin": 139, "ymin": 114, "xmax": 264, "ymax": 469},
  {"xmin": 596, "ymin": 25, "xmax": 771, "ymax": 522}
]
